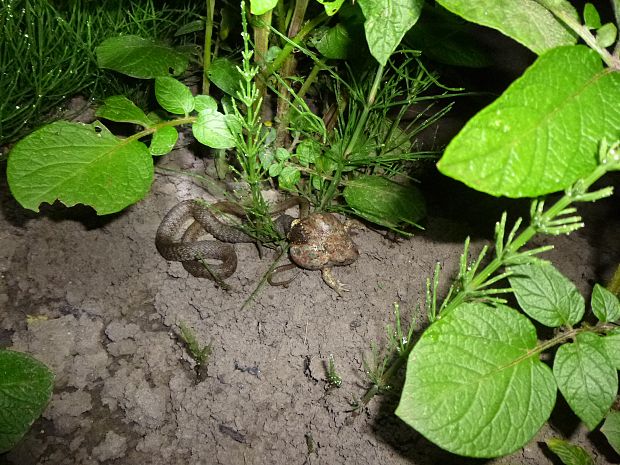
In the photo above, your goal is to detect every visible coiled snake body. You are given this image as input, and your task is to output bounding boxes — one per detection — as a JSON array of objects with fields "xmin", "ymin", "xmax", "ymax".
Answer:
[{"xmin": 156, "ymin": 199, "xmax": 296, "ymax": 280}]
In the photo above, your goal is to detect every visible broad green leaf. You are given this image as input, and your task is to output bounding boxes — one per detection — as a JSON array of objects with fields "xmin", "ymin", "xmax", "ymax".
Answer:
[
  {"xmin": 316, "ymin": 0, "xmax": 345, "ymax": 16},
  {"xmin": 546, "ymin": 438, "xmax": 595, "ymax": 465},
  {"xmin": 95, "ymin": 96, "xmax": 151, "ymax": 128},
  {"xmin": 601, "ymin": 410, "xmax": 620, "ymax": 455},
  {"xmin": 268, "ymin": 162, "xmax": 283, "ymax": 177},
  {"xmin": 275, "ymin": 147, "xmax": 290, "ymax": 162},
  {"xmin": 396, "ymin": 303, "xmax": 556, "ymax": 458},
  {"xmin": 438, "ymin": 46, "xmax": 620, "ymax": 198},
  {"xmin": 295, "ymin": 139, "xmax": 322, "ymax": 166},
  {"xmin": 435, "ymin": 0, "xmax": 576, "ymax": 54},
  {"xmin": 509, "ymin": 261, "xmax": 584, "ymax": 327},
  {"xmin": 208, "ymin": 57, "xmax": 243, "ymax": 98},
  {"xmin": 259, "ymin": 149, "xmax": 275, "ymax": 171},
  {"xmin": 603, "ymin": 329, "xmax": 620, "ymax": 369},
  {"xmin": 344, "ymin": 176, "xmax": 425, "ymax": 229},
  {"xmin": 7, "ymin": 121, "xmax": 153, "ymax": 215},
  {"xmin": 583, "ymin": 3, "xmax": 601, "ymax": 29},
  {"xmin": 96, "ymin": 35, "xmax": 188, "ymax": 78},
  {"xmin": 150, "ymin": 127, "xmax": 178, "ymax": 156},
  {"xmin": 0, "ymin": 350, "xmax": 54, "ymax": 453},
  {"xmin": 278, "ymin": 165, "xmax": 301, "ymax": 189},
  {"xmin": 250, "ymin": 0, "xmax": 277, "ymax": 15},
  {"xmin": 192, "ymin": 112, "xmax": 236, "ymax": 149},
  {"xmin": 194, "ymin": 95, "xmax": 218, "ymax": 113},
  {"xmin": 554, "ymin": 332, "xmax": 617, "ymax": 430},
  {"xmin": 155, "ymin": 77, "xmax": 195, "ymax": 115},
  {"xmin": 591, "ymin": 284, "xmax": 620, "ymax": 322},
  {"xmin": 357, "ymin": 0, "xmax": 424, "ymax": 66},
  {"xmin": 597, "ymin": 23, "xmax": 618, "ymax": 48},
  {"xmin": 314, "ymin": 24, "xmax": 352, "ymax": 59}
]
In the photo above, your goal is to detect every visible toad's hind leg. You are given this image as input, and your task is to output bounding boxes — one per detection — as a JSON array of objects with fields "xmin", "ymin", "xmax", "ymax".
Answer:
[{"xmin": 321, "ymin": 267, "xmax": 349, "ymax": 296}]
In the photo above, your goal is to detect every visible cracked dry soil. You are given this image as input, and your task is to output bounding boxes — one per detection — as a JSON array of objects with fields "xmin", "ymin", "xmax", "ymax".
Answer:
[{"xmin": 1, "ymin": 148, "xmax": 620, "ymax": 464}]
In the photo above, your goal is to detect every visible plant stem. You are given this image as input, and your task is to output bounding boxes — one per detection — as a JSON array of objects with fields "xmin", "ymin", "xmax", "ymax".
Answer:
[
  {"xmin": 319, "ymin": 65, "xmax": 385, "ymax": 210},
  {"xmin": 441, "ymin": 163, "xmax": 609, "ymax": 317},
  {"xmin": 253, "ymin": 10, "xmax": 273, "ymax": 103},
  {"xmin": 536, "ymin": 0, "xmax": 620, "ymax": 69},
  {"xmin": 203, "ymin": 0, "xmax": 215, "ymax": 94},
  {"xmin": 262, "ymin": 11, "xmax": 328, "ymax": 78},
  {"xmin": 296, "ymin": 61, "xmax": 322, "ymax": 101},
  {"xmin": 125, "ymin": 116, "xmax": 196, "ymax": 143},
  {"xmin": 253, "ymin": 11, "xmax": 273, "ymax": 67}
]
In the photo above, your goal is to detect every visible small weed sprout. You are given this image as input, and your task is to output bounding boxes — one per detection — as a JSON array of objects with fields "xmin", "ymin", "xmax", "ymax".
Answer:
[
  {"xmin": 325, "ymin": 354, "xmax": 342, "ymax": 388},
  {"xmin": 178, "ymin": 322, "xmax": 212, "ymax": 381}
]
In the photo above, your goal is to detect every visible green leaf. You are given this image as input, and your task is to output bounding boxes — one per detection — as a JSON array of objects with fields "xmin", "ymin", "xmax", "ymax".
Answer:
[
  {"xmin": 194, "ymin": 95, "xmax": 218, "ymax": 113},
  {"xmin": 438, "ymin": 46, "xmax": 620, "ymax": 198},
  {"xmin": 357, "ymin": 0, "xmax": 424, "ymax": 66},
  {"xmin": 208, "ymin": 57, "xmax": 243, "ymax": 98},
  {"xmin": 601, "ymin": 410, "xmax": 620, "ymax": 455},
  {"xmin": 396, "ymin": 303, "xmax": 556, "ymax": 458},
  {"xmin": 7, "ymin": 121, "xmax": 153, "ymax": 215},
  {"xmin": 546, "ymin": 438, "xmax": 595, "ymax": 465},
  {"xmin": 96, "ymin": 35, "xmax": 188, "ymax": 78},
  {"xmin": 295, "ymin": 139, "xmax": 322, "ymax": 166},
  {"xmin": 175, "ymin": 19, "xmax": 205, "ymax": 36},
  {"xmin": 0, "ymin": 350, "xmax": 54, "ymax": 454},
  {"xmin": 316, "ymin": 0, "xmax": 345, "ymax": 16},
  {"xmin": 603, "ymin": 329, "xmax": 620, "ymax": 369},
  {"xmin": 596, "ymin": 23, "xmax": 618, "ymax": 49},
  {"xmin": 592, "ymin": 284, "xmax": 620, "ymax": 323},
  {"xmin": 149, "ymin": 127, "xmax": 178, "ymax": 156},
  {"xmin": 278, "ymin": 165, "xmax": 301, "ymax": 189},
  {"xmin": 155, "ymin": 77, "xmax": 195, "ymax": 115},
  {"xmin": 192, "ymin": 112, "xmax": 237, "ymax": 149},
  {"xmin": 553, "ymin": 332, "xmax": 617, "ymax": 430},
  {"xmin": 275, "ymin": 147, "xmax": 290, "ymax": 162},
  {"xmin": 344, "ymin": 176, "xmax": 425, "ymax": 229},
  {"xmin": 583, "ymin": 3, "xmax": 602, "ymax": 29},
  {"xmin": 313, "ymin": 24, "xmax": 353, "ymax": 60},
  {"xmin": 250, "ymin": 0, "xmax": 277, "ymax": 15},
  {"xmin": 509, "ymin": 261, "xmax": 584, "ymax": 327},
  {"xmin": 268, "ymin": 162, "xmax": 283, "ymax": 177},
  {"xmin": 95, "ymin": 96, "xmax": 151, "ymax": 128},
  {"xmin": 435, "ymin": 0, "xmax": 576, "ymax": 54}
]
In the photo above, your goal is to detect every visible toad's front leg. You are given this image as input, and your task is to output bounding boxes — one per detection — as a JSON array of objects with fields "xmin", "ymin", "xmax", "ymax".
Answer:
[{"xmin": 321, "ymin": 267, "xmax": 349, "ymax": 297}]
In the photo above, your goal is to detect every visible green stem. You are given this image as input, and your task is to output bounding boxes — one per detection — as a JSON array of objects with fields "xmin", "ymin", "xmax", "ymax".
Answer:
[
  {"xmin": 536, "ymin": 0, "xmax": 620, "ymax": 69},
  {"xmin": 296, "ymin": 61, "xmax": 322, "ymax": 101},
  {"xmin": 125, "ymin": 116, "xmax": 196, "ymax": 143},
  {"xmin": 511, "ymin": 323, "xmax": 616, "ymax": 367},
  {"xmin": 203, "ymin": 0, "xmax": 215, "ymax": 94},
  {"xmin": 263, "ymin": 11, "xmax": 328, "ymax": 78},
  {"xmin": 441, "ymin": 163, "xmax": 609, "ymax": 317},
  {"xmin": 319, "ymin": 65, "xmax": 385, "ymax": 210},
  {"xmin": 288, "ymin": 0, "xmax": 309, "ymax": 37}
]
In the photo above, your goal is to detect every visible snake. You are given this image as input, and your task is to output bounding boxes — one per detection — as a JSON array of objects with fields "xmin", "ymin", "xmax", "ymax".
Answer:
[{"xmin": 155, "ymin": 198, "xmax": 307, "ymax": 280}]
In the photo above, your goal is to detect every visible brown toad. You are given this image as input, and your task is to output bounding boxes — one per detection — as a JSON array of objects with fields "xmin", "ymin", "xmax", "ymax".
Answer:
[{"xmin": 288, "ymin": 213, "xmax": 360, "ymax": 295}]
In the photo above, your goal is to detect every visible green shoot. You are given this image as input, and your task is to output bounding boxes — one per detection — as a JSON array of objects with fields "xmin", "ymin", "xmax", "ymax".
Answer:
[
  {"xmin": 178, "ymin": 322, "xmax": 212, "ymax": 381},
  {"xmin": 325, "ymin": 354, "xmax": 342, "ymax": 388}
]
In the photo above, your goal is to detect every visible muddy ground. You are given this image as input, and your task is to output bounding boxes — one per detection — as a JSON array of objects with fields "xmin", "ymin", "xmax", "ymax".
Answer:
[{"xmin": 1, "ymin": 137, "xmax": 620, "ymax": 465}]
